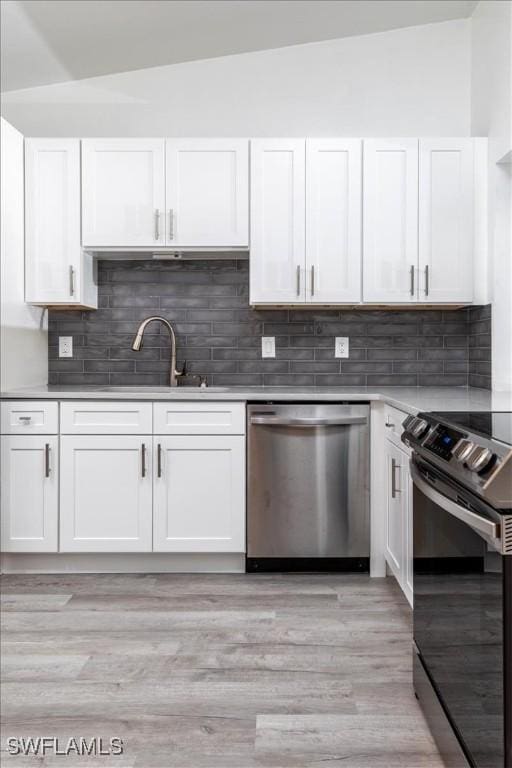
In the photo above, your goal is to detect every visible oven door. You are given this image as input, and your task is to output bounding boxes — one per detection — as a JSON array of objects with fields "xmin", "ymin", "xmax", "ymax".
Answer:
[{"xmin": 411, "ymin": 456, "xmax": 508, "ymax": 768}]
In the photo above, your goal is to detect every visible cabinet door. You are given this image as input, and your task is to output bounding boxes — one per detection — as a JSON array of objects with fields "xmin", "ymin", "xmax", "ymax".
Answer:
[
  {"xmin": 165, "ymin": 139, "xmax": 248, "ymax": 247},
  {"xmin": 306, "ymin": 139, "xmax": 362, "ymax": 303},
  {"xmin": 1, "ymin": 436, "xmax": 58, "ymax": 552},
  {"xmin": 25, "ymin": 139, "xmax": 82, "ymax": 304},
  {"xmin": 363, "ymin": 139, "xmax": 419, "ymax": 303},
  {"xmin": 404, "ymin": 462, "xmax": 414, "ymax": 607},
  {"xmin": 60, "ymin": 436, "xmax": 152, "ymax": 552},
  {"xmin": 82, "ymin": 139, "xmax": 165, "ymax": 247},
  {"xmin": 385, "ymin": 442, "xmax": 406, "ymax": 584},
  {"xmin": 419, "ymin": 139, "xmax": 474, "ymax": 303},
  {"xmin": 250, "ymin": 139, "xmax": 306, "ymax": 304},
  {"xmin": 153, "ymin": 436, "xmax": 245, "ymax": 552}
]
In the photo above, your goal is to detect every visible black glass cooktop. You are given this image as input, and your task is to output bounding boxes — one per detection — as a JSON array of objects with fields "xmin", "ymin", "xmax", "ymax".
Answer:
[{"xmin": 429, "ymin": 411, "xmax": 512, "ymax": 447}]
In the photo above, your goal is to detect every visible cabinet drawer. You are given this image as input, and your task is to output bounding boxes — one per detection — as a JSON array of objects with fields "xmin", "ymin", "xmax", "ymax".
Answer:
[
  {"xmin": 60, "ymin": 402, "xmax": 152, "ymax": 434},
  {"xmin": 153, "ymin": 402, "xmax": 245, "ymax": 435},
  {"xmin": 1, "ymin": 401, "xmax": 58, "ymax": 434},
  {"xmin": 384, "ymin": 404, "xmax": 410, "ymax": 450}
]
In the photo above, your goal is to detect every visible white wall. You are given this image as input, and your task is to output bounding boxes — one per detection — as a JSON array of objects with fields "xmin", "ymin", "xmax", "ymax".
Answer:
[
  {"xmin": 1, "ymin": 19, "xmax": 471, "ymax": 137},
  {"xmin": 471, "ymin": 1, "xmax": 512, "ymax": 392},
  {"xmin": 0, "ymin": 118, "xmax": 47, "ymax": 390}
]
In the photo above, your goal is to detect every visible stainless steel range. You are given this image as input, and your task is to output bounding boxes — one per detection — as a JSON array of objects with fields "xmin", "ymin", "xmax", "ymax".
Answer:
[{"xmin": 402, "ymin": 411, "xmax": 512, "ymax": 768}]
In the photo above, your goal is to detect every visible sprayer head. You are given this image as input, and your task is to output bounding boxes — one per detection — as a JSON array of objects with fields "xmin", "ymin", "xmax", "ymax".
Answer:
[{"xmin": 131, "ymin": 333, "xmax": 143, "ymax": 351}]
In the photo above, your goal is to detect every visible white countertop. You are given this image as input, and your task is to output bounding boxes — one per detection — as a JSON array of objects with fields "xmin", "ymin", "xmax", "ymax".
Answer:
[{"xmin": 1, "ymin": 385, "xmax": 511, "ymax": 415}]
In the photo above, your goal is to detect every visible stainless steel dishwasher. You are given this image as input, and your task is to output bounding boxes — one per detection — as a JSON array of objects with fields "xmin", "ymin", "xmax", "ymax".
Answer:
[{"xmin": 247, "ymin": 403, "xmax": 370, "ymax": 572}]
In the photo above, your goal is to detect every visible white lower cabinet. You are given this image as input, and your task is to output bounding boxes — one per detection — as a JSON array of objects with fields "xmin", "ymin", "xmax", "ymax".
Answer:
[
  {"xmin": 1, "ymin": 436, "xmax": 59, "ymax": 552},
  {"xmin": 385, "ymin": 442, "xmax": 405, "ymax": 580},
  {"xmin": 1, "ymin": 401, "xmax": 247, "ymax": 559},
  {"xmin": 385, "ymin": 440, "xmax": 413, "ymax": 606},
  {"xmin": 404, "ymin": 463, "xmax": 414, "ymax": 603},
  {"xmin": 153, "ymin": 435, "xmax": 245, "ymax": 552},
  {"xmin": 59, "ymin": 435, "xmax": 152, "ymax": 552}
]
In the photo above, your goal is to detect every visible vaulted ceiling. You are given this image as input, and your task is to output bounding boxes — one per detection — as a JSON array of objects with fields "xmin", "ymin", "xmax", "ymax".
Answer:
[{"xmin": 1, "ymin": 0, "xmax": 479, "ymax": 92}]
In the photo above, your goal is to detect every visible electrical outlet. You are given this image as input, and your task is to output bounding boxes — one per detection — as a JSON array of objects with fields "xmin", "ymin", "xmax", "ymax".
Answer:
[
  {"xmin": 335, "ymin": 337, "xmax": 349, "ymax": 359},
  {"xmin": 261, "ymin": 337, "xmax": 276, "ymax": 358},
  {"xmin": 59, "ymin": 336, "xmax": 73, "ymax": 358}
]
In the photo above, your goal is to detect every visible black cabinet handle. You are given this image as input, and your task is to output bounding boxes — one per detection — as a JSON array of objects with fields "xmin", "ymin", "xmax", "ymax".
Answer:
[
  {"xmin": 45, "ymin": 443, "xmax": 50, "ymax": 478},
  {"xmin": 141, "ymin": 443, "xmax": 147, "ymax": 478}
]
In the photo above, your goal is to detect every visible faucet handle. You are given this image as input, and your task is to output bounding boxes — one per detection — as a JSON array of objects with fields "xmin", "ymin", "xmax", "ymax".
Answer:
[{"xmin": 180, "ymin": 360, "xmax": 187, "ymax": 376}]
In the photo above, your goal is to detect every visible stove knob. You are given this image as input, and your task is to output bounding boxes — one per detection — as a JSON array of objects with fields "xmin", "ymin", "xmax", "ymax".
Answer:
[
  {"xmin": 410, "ymin": 418, "xmax": 429, "ymax": 439},
  {"xmin": 402, "ymin": 415, "xmax": 416, "ymax": 431},
  {"xmin": 465, "ymin": 446, "xmax": 494, "ymax": 473},
  {"xmin": 453, "ymin": 440, "xmax": 475, "ymax": 463}
]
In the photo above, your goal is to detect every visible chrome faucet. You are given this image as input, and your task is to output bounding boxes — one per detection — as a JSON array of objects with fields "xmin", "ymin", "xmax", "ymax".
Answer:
[{"xmin": 131, "ymin": 316, "xmax": 185, "ymax": 387}]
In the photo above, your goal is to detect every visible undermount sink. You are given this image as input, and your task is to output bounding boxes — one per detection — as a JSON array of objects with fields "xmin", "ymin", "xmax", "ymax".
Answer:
[{"xmin": 97, "ymin": 386, "xmax": 231, "ymax": 393}]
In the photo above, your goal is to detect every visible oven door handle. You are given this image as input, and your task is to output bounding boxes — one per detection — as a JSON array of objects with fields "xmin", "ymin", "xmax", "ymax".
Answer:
[{"xmin": 410, "ymin": 462, "xmax": 502, "ymax": 551}]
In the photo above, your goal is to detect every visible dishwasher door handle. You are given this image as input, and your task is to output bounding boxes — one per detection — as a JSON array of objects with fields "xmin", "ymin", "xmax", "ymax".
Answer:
[{"xmin": 249, "ymin": 415, "xmax": 367, "ymax": 427}]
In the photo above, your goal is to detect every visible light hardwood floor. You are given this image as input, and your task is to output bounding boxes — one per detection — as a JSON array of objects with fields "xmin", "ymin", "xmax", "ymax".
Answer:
[{"xmin": 0, "ymin": 573, "xmax": 444, "ymax": 767}]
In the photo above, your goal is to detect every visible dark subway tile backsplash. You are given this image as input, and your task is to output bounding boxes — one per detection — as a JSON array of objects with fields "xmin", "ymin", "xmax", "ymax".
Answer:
[
  {"xmin": 468, "ymin": 304, "xmax": 492, "ymax": 390},
  {"xmin": 48, "ymin": 261, "xmax": 492, "ymax": 389}
]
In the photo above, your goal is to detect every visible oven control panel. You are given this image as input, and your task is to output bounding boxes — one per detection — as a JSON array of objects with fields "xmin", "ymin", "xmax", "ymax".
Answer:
[
  {"xmin": 402, "ymin": 415, "xmax": 464, "ymax": 462},
  {"xmin": 401, "ymin": 412, "xmax": 511, "ymax": 508},
  {"xmin": 423, "ymin": 424, "xmax": 464, "ymax": 461}
]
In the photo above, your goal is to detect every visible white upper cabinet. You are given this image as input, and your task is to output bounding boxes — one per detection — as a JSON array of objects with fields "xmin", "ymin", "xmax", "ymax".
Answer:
[
  {"xmin": 81, "ymin": 138, "xmax": 247, "ymax": 249},
  {"xmin": 25, "ymin": 139, "xmax": 96, "ymax": 307},
  {"xmin": 23, "ymin": 134, "xmax": 482, "ymax": 308},
  {"xmin": 306, "ymin": 139, "xmax": 362, "ymax": 303},
  {"xmin": 81, "ymin": 139, "xmax": 165, "ymax": 248},
  {"xmin": 250, "ymin": 139, "xmax": 306, "ymax": 304},
  {"xmin": 165, "ymin": 139, "xmax": 248, "ymax": 247},
  {"xmin": 419, "ymin": 139, "xmax": 474, "ymax": 303},
  {"xmin": 363, "ymin": 139, "xmax": 419, "ymax": 303}
]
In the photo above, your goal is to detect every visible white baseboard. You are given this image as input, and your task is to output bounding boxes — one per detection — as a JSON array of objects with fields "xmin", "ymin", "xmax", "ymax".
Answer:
[{"xmin": 0, "ymin": 552, "xmax": 246, "ymax": 574}]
